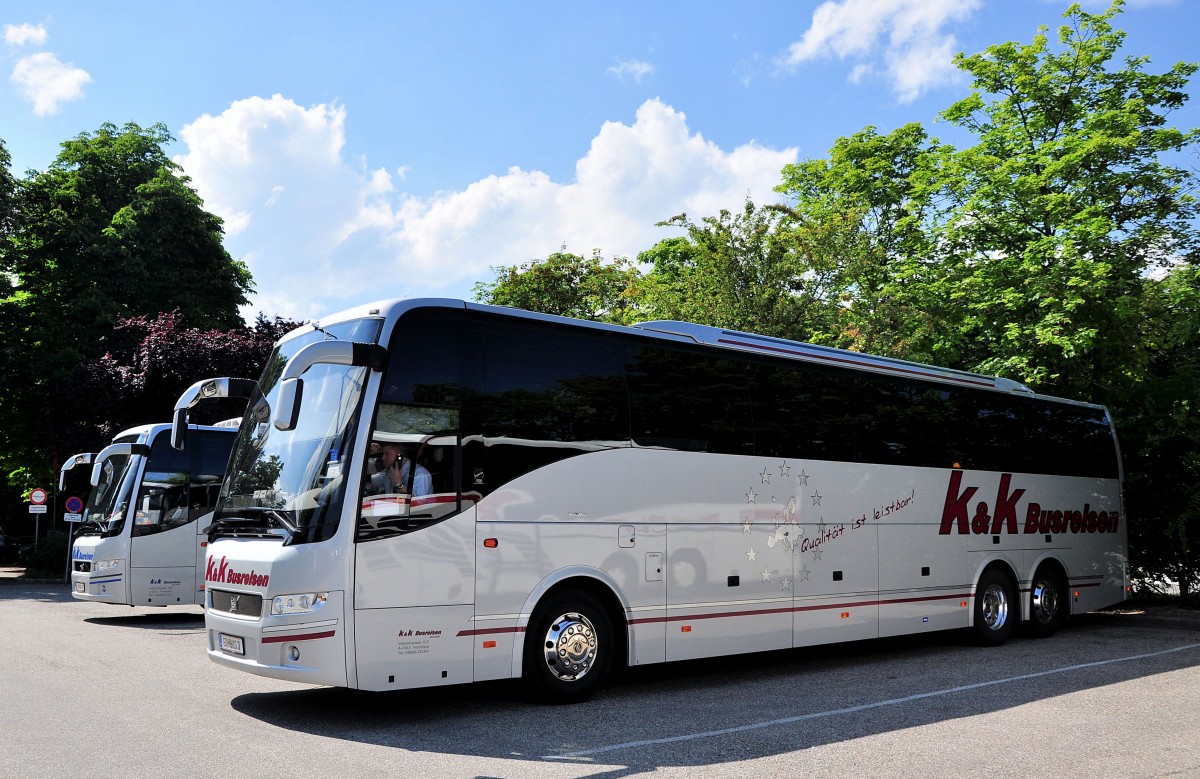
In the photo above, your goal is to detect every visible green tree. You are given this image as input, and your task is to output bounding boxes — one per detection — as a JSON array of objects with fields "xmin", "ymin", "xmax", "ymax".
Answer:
[
  {"xmin": 1120, "ymin": 265, "xmax": 1200, "ymax": 601},
  {"xmin": 0, "ymin": 123, "xmax": 255, "ymax": 488},
  {"xmin": 774, "ymin": 124, "xmax": 959, "ymax": 362},
  {"xmin": 472, "ymin": 248, "xmax": 644, "ymax": 325},
  {"xmin": 0, "ymin": 138, "xmax": 15, "ymax": 242},
  {"xmin": 639, "ymin": 199, "xmax": 835, "ymax": 341},
  {"xmin": 940, "ymin": 0, "xmax": 1199, "ymax": 399},
  {"xmin": 47, "ymin": 311, "xmax": 299, "ymax": 460}
]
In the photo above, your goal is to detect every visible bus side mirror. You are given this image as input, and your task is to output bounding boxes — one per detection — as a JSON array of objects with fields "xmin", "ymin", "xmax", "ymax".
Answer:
[
  {"xmin": 270, "ymin": 341, "xmax": 385, "ymax": 432},
  {"xmin": 59, "ymin": 452, "xmax": 95, "ymax": 490},
  {"xmin": 274, "ymin": 378, "xmax": 304, "ymax": 432},
  {"xmin": 90, "ymin": 443, "xmax": 149, "ymax": 486},
  {"xmin": 170, "ymin": 406, "xmax": 189, "ymax": 450},
  {"xmin": 171, "ymin": 377, "xmax": 258, "ymax": 449}
]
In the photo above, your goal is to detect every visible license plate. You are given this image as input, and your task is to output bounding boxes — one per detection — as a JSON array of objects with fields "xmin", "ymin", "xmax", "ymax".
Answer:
[
  {"xmin": 219, "ymin": 633, "xmax": 245, "ymax": 656},
  {"xmin": 74, "ymin": 583, "xmax": 84, "ymax": 593}
]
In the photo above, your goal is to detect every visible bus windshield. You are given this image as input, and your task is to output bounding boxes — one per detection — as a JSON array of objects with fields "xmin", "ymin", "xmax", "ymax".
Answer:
[
  {"xmin": 214, "ymin": 317, "xmax": 383, "ymax": 543},
  {"xmin": 80, "ymin": 438, "xmax": 140, "ymax": 538}
]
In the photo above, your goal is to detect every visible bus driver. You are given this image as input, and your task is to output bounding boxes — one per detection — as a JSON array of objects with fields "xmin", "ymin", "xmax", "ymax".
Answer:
[{"xmin": 369, "ymin": 442, "xmax": 432, "ymax": 497}]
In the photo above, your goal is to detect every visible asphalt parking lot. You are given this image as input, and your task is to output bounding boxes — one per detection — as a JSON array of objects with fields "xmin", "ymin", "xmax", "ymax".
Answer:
[{"xmin": 2, "ymin": 574, "xmax": 1198, "ymax": 779}]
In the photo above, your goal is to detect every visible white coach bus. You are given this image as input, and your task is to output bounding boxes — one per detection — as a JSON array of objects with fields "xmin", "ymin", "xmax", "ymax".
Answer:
[
  {"xmin": 176, "ymin": 299, "xmax": 1126, "ymax": 702},
  {"xmin": 67, "ymin": 421, "xmax": 238, "ymax": 606}
]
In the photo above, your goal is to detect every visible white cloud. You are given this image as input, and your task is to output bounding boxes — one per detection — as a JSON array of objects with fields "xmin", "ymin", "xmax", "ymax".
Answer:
[
  {"xmin": 5, "ymin": 22, "xmax": 48, "ymax": 47},
  {"xmin": 608, "ymin": 59, "xmax": 655, "ymax": 84},
  {"xmin": 9, "ymin": 51, "xmax": 91, "ymax": 115},
  {"xmin": 176, "ymin": 96, "xmax": 797, "ymax": 320},
  {"xmin": 781, "ymin": 0, "xmax": 981, "ymax": 103}
]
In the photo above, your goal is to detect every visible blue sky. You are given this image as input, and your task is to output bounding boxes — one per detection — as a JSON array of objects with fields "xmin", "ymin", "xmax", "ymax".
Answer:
[{"xmin": 2, "ymin": 0, "xmax": 1196, "ymax": 321}]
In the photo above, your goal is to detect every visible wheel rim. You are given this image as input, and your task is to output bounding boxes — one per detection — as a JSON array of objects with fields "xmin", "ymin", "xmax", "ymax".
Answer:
[
  {"xmin": 981, "ymin": 582, "xmax": 1010, "ymax": 631},
  {"xmin": 1032, "ymin": 578, "xmax": 1060, "ymax": 625},
  {"xmin": 542, "ymin": 611, "xmax": 599, "ymax": 682}
]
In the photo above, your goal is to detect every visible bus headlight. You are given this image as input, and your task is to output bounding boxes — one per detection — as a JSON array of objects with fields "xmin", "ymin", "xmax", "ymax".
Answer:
[
  {"xmin": 94, "ymin": 559, "xmax": 120, "ymax": 572},
  {"xmin": 271, "ymin": 592, "xmax": 328, "ymax": 615}
]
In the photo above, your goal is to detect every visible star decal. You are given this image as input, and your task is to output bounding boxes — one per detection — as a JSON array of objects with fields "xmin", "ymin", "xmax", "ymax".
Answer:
[
  {"xmin": 779, "ymin": 461, "xmax": 792, "ymax": 478},
  {"xmin": 798, "ymin": 564, "xmax": 811, "ymax": 582},
  {"xmin": 816, "ymin": 518, "xmax": 826, "ymax": 535},
  {"xmin": 797, "ymin": 470, "xmax": 810, "ymax": 486},
  {"xmin": 812, "ymin": 548, "xmax": 823, "ymax": 561},
  {"xmin": 746, "ymin": 488, "xmax": 758, "ymax": 504},
  {"xmin": 761, "ymin": 567, "xmax": 773, "ymax": 582},
  {"xmin": 759, "ymin": 468, "xmax": 771, "ymax": 484},
  {"xmin": 742, "ymin": 519, "xmax": 753, "ymax": 534},
  {"xmin": 780, "ymin": 576, "xmax": 792, "ymax": 592},
  {"xmin": 747, "ymin": 547, "xmax": 757, "ymax": 562},
  {"xmin": 810, "ymin": 491, "xmax": 823, "ymax": 507}
]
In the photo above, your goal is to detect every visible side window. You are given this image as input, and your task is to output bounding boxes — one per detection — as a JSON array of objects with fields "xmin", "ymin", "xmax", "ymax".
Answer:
[
  {"xmin": 132, "ymin": 437, "xmax": 191, "ymax": 537},
  {"xmin": 359, "ymin": 310, "xmax": 464, "ymax": 541},
  {"xmin": 751, "ymin": 363, "xmax": 860, "ymax": 462},
  {"xmin": 189, "ymin": 430, "xmax": 236, "ymax": 521},
  {"xmin": 462, "ymin": 315, "xmax": 631, "ymax": 496},
  {"xmin": 971, "ymin": 396, "xmax": 1118, "ymax": 479},
  {"xmin": 628, "ymin": 346, "xmax": 754, "ymax": 455}
]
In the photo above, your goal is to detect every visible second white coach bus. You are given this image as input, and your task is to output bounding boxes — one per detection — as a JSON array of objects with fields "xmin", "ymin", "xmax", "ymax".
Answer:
[
  {"xmin": 177, "ymin": 299, "xmax": 1126, "ymax": 702},
  {"xmin": 67, "ymin": 422, "xmax": 237, "ymax": 607}
]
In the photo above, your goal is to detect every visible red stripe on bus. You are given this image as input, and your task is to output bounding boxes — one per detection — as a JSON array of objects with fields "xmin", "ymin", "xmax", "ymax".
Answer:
[
  {"xmin": 261, "ymin": 630, "xmax": 336, "ymax": 644},
  {"xmin": 456, "ymin": 626, "xmax": 526, "ymax": 637},
  {"xmin": 627, "ymin": 592, "xmax": 974, "ymax": 625}
]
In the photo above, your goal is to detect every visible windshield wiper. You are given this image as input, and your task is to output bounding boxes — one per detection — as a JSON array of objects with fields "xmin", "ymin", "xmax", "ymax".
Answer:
[
  {"xmin": 78, "ymin": 518, "xmax": 105, "ymax": 534},
  {"xmin": 204, "ymin": 511, "xmax": 286, "ymax": 538}
]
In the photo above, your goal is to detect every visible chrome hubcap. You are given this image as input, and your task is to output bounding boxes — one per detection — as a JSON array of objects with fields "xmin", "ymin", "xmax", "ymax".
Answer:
[
  {"xmin": 1032, "ymin": 579, "xmax": 1060, "ymax": 624},
  {"xmin": 543, "ymin": 611, "xmax": 598, "ymax": 682},
  {"xmin": 981, "ymin": 583, "xmax": 1009, "ymax": 631}
]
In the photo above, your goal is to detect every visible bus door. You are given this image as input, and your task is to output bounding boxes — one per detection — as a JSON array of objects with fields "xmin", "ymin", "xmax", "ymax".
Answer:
[
  {"xmin": 128, "ymin": 429, "xmax": 231, "ymax": 606},
  {"xmin": 189, "ymin": 429, "xmax": 235, "ymax": 602},
  {"xmin": 353, "ymin": 310, "xmax": 475, "ymax": 690}
]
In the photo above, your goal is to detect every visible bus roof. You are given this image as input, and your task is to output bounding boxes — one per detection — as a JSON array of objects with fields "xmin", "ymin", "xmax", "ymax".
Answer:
[
  {"xmin": 631, "ymin": 320, "xmax": 1033, "ymax": 394},
  {"xmin": 287, "ymin": 297, "xmax": 1114, "ymax": 406}
]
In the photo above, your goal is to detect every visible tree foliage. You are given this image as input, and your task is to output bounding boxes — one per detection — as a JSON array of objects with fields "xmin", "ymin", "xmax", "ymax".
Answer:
[
  {"xmin": 0, "ymin": 122, "xmax": 257, "ymax": 489},
  {"xmin": 774, "ymin": 124, "xmax": 958, "ymax": 362},
  {"xmin": 45, "ymin": 311, "xmax": 300, "ymax": 460},
  {"xmin": 940, "ymin": 0, "xmax": 1199, "ymax": 398},
  {"xmin": 472, "ymin": 249, "xmax": 645, "ymax": 325}
]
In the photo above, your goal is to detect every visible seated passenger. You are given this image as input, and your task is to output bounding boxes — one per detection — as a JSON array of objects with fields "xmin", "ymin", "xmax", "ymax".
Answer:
[{"xmin": 369, "ymin": 442, "xmax": 432, "ymax": 497}]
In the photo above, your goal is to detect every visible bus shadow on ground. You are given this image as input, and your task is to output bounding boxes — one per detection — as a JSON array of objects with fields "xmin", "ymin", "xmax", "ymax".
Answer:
[
  {"xmin": 229, "ymin": 613, "xmax": 1200, "ymax": 774},
  {"xmin": 85, "ymin": 611, "xmax": 204, "ymax": 631}
]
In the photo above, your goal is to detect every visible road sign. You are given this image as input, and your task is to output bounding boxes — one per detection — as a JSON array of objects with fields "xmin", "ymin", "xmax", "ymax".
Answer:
[
  {"xmin": 65, "ymin": 496, "xmax": 84, "ymax": 513},
  {"xmin": 64, "ymin": 513, "xmax": 83, "ymax": 523},
  {"xmin": 29, "ymin": 505, "xmax": 48, "ymax": 514},
  {"xmin": 30, "ymin": 487, "xmax": 48, "ymax": 505}
]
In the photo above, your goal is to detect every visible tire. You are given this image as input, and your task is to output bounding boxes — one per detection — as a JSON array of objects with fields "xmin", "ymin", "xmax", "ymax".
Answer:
[
  {"xmin": 1027, "ymin": 566, "xmax": 1068, "ymax": 638},
  {"xmin": 972, "ymin": 568, "xmax": 1016, "ymax": 646},
  {"xmin": 523, "ymin": 589, "xmax": 614, "ymax": 704}
]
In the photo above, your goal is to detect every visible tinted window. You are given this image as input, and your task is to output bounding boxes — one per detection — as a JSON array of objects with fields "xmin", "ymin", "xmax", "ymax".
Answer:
[
  {"xmin": 462, "ymin": 314, "xmax": 631, "ymax": 495},
  {"xmin": 628, "ymin": 346, "xmax": 754, "ymax": 455}
]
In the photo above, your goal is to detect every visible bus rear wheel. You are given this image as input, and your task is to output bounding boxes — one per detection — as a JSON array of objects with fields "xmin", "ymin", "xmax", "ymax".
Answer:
[
  {"xmin": 972, "ymin": 569, "xmax": 1016, "ymax": 646},
  {"xmin": 524, "ymin": 590, "xmax": 613, "ymax": 704},
  {"xmin": 1027, "ymin": 567, "xmax": 1068, "ymax": 638}
]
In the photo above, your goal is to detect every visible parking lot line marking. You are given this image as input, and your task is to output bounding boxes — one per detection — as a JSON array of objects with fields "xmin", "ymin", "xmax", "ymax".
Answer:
[{"xmin": 542, "ymin": 641, "xmax": 1200, "ymax": 761}]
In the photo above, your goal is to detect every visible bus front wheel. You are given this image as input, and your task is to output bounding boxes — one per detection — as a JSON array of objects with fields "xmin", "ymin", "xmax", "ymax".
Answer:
[
  {"xmin": 524, "ymin": 590, "xmax": 613, "ymax": 704},
  {"xmin": 972, "ymin": 569, "xmax": 1016, "ymax": 646}
]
